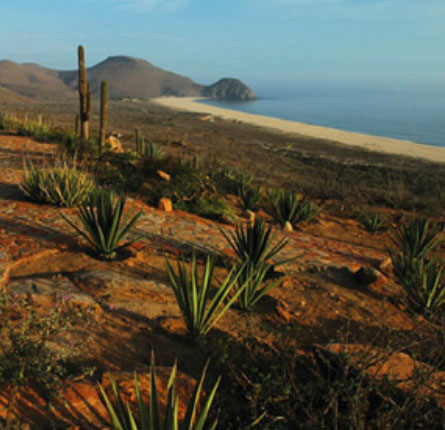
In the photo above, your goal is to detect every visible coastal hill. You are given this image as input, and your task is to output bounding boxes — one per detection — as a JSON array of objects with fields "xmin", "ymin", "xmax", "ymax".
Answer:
[{"xmin": 0, "ymin": 56, "xmax": 256, "ymax": 101}]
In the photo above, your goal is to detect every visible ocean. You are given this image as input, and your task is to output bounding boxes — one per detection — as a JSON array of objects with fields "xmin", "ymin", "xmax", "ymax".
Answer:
[{"xmin": 199, "ymin": 82, "xmax": 445, "ymax": 148}]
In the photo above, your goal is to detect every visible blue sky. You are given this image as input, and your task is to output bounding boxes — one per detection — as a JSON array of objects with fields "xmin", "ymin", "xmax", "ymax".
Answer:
[{"xmin": 1, "ymin": 0, "xmax": 445, "ymax": 88}]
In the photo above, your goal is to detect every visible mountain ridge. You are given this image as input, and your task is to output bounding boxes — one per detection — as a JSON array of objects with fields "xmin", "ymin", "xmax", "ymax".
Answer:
[{"xmin": 0, "ymin": 56, "xmax": 256, "ymax": 101}]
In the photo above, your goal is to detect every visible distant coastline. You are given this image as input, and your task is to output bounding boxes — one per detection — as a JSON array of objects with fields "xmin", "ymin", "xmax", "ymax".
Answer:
[{"xmin": 151, "ymin": 96, "xmax": 445, "ymax": 164}]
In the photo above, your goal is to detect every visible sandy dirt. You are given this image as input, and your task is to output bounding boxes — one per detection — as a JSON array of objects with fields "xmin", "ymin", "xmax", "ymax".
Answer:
[{"xmin": 152, "ymin": 97, "xmax": 445, "ymax": 164}]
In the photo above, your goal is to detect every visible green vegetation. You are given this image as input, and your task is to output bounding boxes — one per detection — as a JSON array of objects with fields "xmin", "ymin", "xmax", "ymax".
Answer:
[
  {"xmin": 359, "ymin": 211, "xmax": 387, "ymax": 232},
  {"xmin": 390, "ymin": 218, "xmax": 443, "ymax": 260},
  {"xmin": 237, "ymin": 183, "xmax": 262, "ymax": 212},
  {"xmin": 99, "ymin": 80, "xmax": 108, "ymax": 152},
  {"xmin": 265, "ymin": 189, "xmax": 320, "ymax": 227},
  {"xmin": 221, "ymin": 218, "xmax": 288, "ymax": 268},
  {"xmin": 100, "ymin": 354, "xmax": 220, "ymax": 430},
  {"xmin": 166, "ymin": 254, "xmax": 246, "ymax": 340},
  {"xmin": 0, "ymin": 293, "xmax": 92, "ymax": 428},
  {"xmin": 390, "ymin": 218, "xmax": 444, "ymax": 317},
  {"xmin": 62, "ymin": 190, "xmax": 142, "ymax": 259},
  {"xmin": 20, "ymin": 161, "xmax": 95, "ymax": 207},
  {"xmin": 221, "ymin": 219, "xmax": 287, "ymax": 311},
  {"xmin": 209, "ymin": 341, "xmax": 445, "ymax": 430}
]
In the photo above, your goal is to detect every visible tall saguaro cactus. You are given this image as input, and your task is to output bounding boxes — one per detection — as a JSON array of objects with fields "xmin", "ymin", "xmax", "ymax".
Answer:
[
  {"xmin": 99, "ymin": 80, "xmax": 108, "ymax": 151},
  {"xmin": 77, "ymin": 45, "xmax": 90, "ymax": 140}
]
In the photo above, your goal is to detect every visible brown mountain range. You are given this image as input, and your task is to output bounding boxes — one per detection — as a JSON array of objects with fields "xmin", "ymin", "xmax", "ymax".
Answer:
[{"xmin": 0, "ymin": 56, "xmax": 256, "ymax": 101}]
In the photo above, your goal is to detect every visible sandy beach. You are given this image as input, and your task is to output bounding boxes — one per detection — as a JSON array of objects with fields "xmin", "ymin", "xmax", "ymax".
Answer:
[{"xmin": 152, "ymin": 97, "xmax": 445, "ymax": 164}]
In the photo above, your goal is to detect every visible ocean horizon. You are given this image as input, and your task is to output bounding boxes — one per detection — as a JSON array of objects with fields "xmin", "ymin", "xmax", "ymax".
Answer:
[{"xmin": 199, "ymin": 82, "xmax": 445, "ymax": 148}]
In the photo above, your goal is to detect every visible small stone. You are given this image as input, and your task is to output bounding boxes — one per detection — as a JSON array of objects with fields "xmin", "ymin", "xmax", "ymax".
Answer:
[
  {"xmin": 379, "ymin": 256, "xmax": 392, "ymax": 271},
  {"xmin": 158, "ymin": 197, "xmax": 173, "ymax": 212},
  {"xmin": 275, "ymin": 299, "xmax": 291, "ymax": 323},
  {"xmin": 157, "ymin": 170, "xmax": 171, "ymax": 182},
  {"xmin": 283, "ymin": 221, "xmax": 293, "ymax": 232},
  {"xmin": 106, "ymin": 136, "xmax": 124, "ymax": 153}
]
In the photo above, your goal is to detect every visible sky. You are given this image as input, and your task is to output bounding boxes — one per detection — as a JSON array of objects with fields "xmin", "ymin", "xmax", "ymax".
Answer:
[{"xmin": 1, "ymin": 0, "xmax": 445, "ymax": 88}]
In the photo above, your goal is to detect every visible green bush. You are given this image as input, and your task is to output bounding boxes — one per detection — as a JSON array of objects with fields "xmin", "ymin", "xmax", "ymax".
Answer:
[
  {"xmin": 265, "ymin": 189, "xmax": 320, "ymax": 227},
  {"xmin": 62, "ymin": 190, "xmax": 142, "ymax": 260},
  {"xmin": 100, "ymin": 354, "xmax": 220, "ymax": 430},
  {"xmin": 20, "ymin": 161, "xmax": 95, "ymax": 207},
  {"xmin": 0, "ymin": 292, "xmax": 92, "ymax": 423},
  {"xmin": 166, "ymin": 254, "xmax": 246, "ymax": 340}
]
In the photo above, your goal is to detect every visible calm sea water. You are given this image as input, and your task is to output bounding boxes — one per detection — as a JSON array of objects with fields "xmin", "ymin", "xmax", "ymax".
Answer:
[{"xmin": 199, "ymin": 83, "xmax": 445, "ymax": 148}]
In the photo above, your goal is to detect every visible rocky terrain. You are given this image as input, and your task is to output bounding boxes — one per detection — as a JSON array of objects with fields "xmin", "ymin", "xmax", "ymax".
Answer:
[{"xmin": 0, "ymin": 128, "xmax": 443, "ymax": 429}]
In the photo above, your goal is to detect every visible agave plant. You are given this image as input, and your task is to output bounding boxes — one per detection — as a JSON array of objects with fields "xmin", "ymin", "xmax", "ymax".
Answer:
[
  {"xmin": 166, "ymin": 254, "xmax": 247, "ymax": 340},
  {"xmin": 99, "ymin": 353, "xmax": 220, "ymax": 430},
  {"xmin": 145, "ymin": 142, "xmax": 165, "ymax": 159},
  {"xmin": 220, "ymin": 218, "xmax": 288, "ymax": 269},
  {"xmin": 390, "ymin": 218, "xmax": 443, "ymax": 260},
  {"xmin": 20, "ymin": 160, "xmax": 95, "ymax": 207},
  {"xmin": 392, "ymin": 254, "xmax": 445, "ymax": 314},
  {"xmin": 265, "ymin": 189, "xmax": 320, "ymax": 227},
  {"xmin": 231, "ymin": 261, "xmax": 282, "ymax": 312},
  {"xmin": 359, "ymin": 211, "xmax": 387, "ymax": 233},
  {"xmin": 237, "ymin": 183, "xmax": 262, "ymax": 212},
  {"xmin": 62, "ymin": 190, "xmax": 142, "ymax": 259}
]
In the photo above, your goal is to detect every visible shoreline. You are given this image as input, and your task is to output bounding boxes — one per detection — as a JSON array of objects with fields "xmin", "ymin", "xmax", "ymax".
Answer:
[{"xmin": 151, "ymin": 97, "xmax": 445, "ymax": 164}]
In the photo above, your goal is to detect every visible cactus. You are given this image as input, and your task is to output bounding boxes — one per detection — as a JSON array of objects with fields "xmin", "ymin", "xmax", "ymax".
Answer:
[
  {"xmin": 74, "ymin": 114, "xmax": 81, "ymax": 137},
  {"xmin": 99, "ymin": 81, "xmax": 108, "ymax": 152},
  {"xmin": 77, "ymin": 45, "xmax": 90, "ymax": 140},
  {"xmin": 135, "ymin": 128, "xmax": 141, "ymax": 153}
]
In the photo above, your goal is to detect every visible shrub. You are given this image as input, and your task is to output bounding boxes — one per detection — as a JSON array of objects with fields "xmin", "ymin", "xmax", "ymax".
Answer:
[
  {"xmin": 62, "ymin": 190, "xmax": 142, "ymax": 259},
  {"xmin": 100, "ymin": 354, "xmax": 220, "ymax": 430},
  {"xmin": 237, "ymin": 183, "xmax": 262, "ymax": 212},
  {"xmin": 166, "ymin": 254, "xmax": 247, "ymax": 340},
  {"xmin": 265, "ymin": 189, "xmax": 320, "ymax": 227},
  {"xmin": 191, "ymin": 197, "xmax": 236, "ymax": 222},
  {"xmin": 392, "ymin": 255, "xmax": 444, "ymax": 315},
  {"xmin": 20, "ymin": 161, "xmax": 95, "ymax": 207},
  {"xmin": 0, "ymin": 292, "xmax": 91, "ymax": 425},
  {"xmin": 389, "ymin": 217, "xmax": 443, "ymax": 260},
  {"xmin": 359, "ymin": 211, "xmax": 387, "ymax": 232}
]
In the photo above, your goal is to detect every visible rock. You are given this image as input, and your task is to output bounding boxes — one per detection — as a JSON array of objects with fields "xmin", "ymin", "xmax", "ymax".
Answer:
[
  {"xmin": 354, "ymin": 266, "xmax": 386, "ymax": 287},
  {"xmin": 203, "ymin": 78, "xmax": 256, "ymax": 101},
  {"xmin": 106, "ymin": 136, "xmax": 124, "ymax": 153},
  {"xmin": 275, "ymin": 299, "xmax": 291, "ymax": 323},
  {"xmin": 283, "ymin": 221, "xmax": 293, "ymax": 232},
  {"xmin": 157, "ymin": 170, "xmax": 171, "ymax": 182},
  {"xmin": 199, "ymin": 115, "xmax": 214, "ymax": 122},
  {"xmin": 159, "ymin": 197, "xmax": 173, "ymax": 212},
  {"xmin": 0, "ymin": 263, "xmax": 10, "ymax": 288},
  {"xmin": 378, "ymin": 256, "xmax": 392, "ymax": 271},
  {"xmin": 7, "ymin": 276, "xmax": 99, "ymax": 312},
  {"xmin": 69, "ymin": 270, "xmax": 176, "ymax": 321}
]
